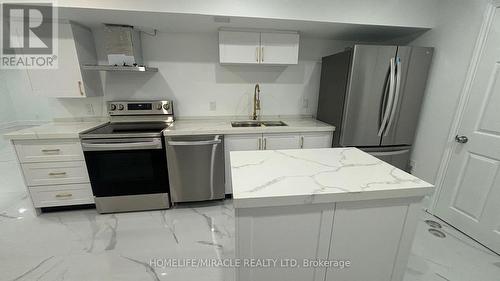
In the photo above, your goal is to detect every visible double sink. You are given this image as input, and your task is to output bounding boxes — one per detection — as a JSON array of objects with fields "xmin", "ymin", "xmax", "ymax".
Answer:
[{"xmin": 231, "ymin": 121, "xmax": 287, "ymax": 127}]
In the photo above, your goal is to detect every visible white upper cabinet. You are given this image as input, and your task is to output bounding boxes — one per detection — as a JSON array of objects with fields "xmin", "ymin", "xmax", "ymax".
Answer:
[
  {"xmin": 219, "ymin": 30, "xmax": 299, "ymax": 65},
  {"xmin": 27, "ymin": 22, "xmax": 102, "ymax": 98},
  {"xmin": 219, "ymin": 31, "xmax": 261, "ymax": 64},
  {"xmin": 260, "ymin": 32, "xmax": 299, "ymax": 65}
]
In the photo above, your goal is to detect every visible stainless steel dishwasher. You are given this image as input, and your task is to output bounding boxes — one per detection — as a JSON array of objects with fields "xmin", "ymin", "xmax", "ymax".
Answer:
[{"xmin": 165, "ymin": 135, "xmax": 225, "ymax": 203}]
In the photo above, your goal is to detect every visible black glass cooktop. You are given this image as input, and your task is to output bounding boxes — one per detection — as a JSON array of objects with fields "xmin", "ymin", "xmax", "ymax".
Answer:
[{"xmin": 82, "ymin": 122, "xmax": 171, "ymax": 138}]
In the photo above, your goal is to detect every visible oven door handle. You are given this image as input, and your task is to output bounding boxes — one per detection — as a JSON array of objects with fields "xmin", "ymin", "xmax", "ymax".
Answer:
[
  {"xmin": 81, "ymin": 139, "xmax": 162, "ymax": 151},
  {"xmin": 167, "ymin": 139, "xmax": 222, "ymax": 146}
]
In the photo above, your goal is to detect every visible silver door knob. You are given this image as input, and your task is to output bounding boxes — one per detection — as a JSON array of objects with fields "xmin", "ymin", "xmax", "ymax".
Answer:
[{"xmin": 455, "ymin": 135, "xmax": 468, "ymax": 144}]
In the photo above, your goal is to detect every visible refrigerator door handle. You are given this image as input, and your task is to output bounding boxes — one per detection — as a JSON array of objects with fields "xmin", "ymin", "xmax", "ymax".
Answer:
[
  {"xmin": 384, "ymin": 57, "xmax": 402, "ymax": 136},
  {"xmin": 379, "ymin": 67, "xmax": 391, "ymax": 129},
  {"xmin": 378, "ymin": 57, "xmax": 396, "ymax": 136}
]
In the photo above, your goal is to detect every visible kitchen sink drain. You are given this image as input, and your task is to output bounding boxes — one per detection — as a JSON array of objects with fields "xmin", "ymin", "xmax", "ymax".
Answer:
[
  {"xmin": 425, "ymin": 219, "xmax": 442, "ymax": 229},
  {"xmin": 428, "ymin": 228, "xmax": 446, "ymax": 238}
]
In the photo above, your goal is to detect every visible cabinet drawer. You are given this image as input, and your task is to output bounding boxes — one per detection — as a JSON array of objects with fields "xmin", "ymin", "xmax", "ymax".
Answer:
[
  {"xmin": 22, "ymin": 161, "xmax": 89, "ymax": 186},
  {"xmin": 15, "ymin": 139, "xmax": 84, "ymax": 163},
  {"xmin": 30, "ymin": 183, "xmax": 94, "ymax": 207}
]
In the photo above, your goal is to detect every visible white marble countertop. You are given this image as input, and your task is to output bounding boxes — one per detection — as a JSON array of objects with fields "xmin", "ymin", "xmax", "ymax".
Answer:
[
  {"xmin": 163, "ymin": 117, "xmax": 334, "ymax": 136},
  {"xmin": 230, "ymin": 148, "xmax": 434, "ymax": 208},
  {"xmin": 3, "ymin": 121, "xmax": 107, "ymax": 140}
]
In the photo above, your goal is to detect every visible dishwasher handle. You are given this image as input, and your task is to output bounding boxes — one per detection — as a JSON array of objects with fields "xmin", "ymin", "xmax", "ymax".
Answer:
[{"xmin": 167, "ymin": 139, "xmax": 221, "ymax": 146}]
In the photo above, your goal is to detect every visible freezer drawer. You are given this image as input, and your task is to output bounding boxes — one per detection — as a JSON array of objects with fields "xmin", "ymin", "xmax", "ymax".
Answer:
[
  {"xmin": 361, "ymin": 146, "xmax": 411, "ymax": 172},
  {"xmin": 166, "ymin": 135, "xmax": 225, "ymax": 203}
]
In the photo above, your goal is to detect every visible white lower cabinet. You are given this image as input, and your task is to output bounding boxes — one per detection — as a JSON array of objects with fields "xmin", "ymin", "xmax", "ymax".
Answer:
[
  {"xmin": 262, "ymin": 133, "xmax": 300, "ymax": 150},
  {"xmin": 30, "ymin": 183, "xmax": 94, "ymax": 208},
  {"xmin": 301, "ymin": 132, "xmax": 333, "ymax": 148},
  {"xmin": 325, "ymin": 200, "xmax": 418, "ymax": 281},
  {"xmin": 224, "ymin": 131, "xmax": 333, "ymax": 194},
  {"xmin": 13, "ymin": 138, "xmax": 94, "ymax": 212},
  {"xmin": 21, "ymin": 161, "xmax": 89, "ymax": 186},
  {"xmin": 236, "ymin": 203, "xmax": 335, "ymax": 281},
  {"xmin": 224, "ymin": 134, "xmax": 262, "ymax": 194},
  {"xmin": 235, "ymin": 198, "xmax": 422, "ymax": 281}
]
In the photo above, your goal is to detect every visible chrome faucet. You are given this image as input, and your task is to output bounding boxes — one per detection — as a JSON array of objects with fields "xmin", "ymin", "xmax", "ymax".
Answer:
[{"xmin": 252, "ymin": 84, "xmax": 261, "ymax": 120}]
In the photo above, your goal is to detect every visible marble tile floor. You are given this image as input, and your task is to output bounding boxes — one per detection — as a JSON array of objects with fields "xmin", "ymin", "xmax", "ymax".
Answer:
[{"xmin": 0, "ymin": 145, "xmax": 499, "ymax": 281}]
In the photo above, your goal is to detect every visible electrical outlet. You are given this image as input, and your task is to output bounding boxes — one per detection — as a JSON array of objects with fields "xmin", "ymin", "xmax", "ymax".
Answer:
[
  {"xmin": 302, "ymin": 98, "xmax": 309, "ymax": 109},
  {"xmin": 209, "ymin": 101, "xmax": 216, "ymax": 111},
  {"xmin": 86, "ymin": 104, "xmax": 95, "ymax": 115}
]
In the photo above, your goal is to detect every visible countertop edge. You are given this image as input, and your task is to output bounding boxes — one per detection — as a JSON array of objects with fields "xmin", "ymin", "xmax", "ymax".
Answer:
[
  {"xmin": 232, "ymin": 185, "xmax": 435, "ymax": 208},
  {"xmin": 164, "ymin": 126, "xmax": 336, "ymax": 136},
  {"xmin": 163, "ymin": 118, "xmax": 335, "ymax": 136},
  {"xmin": 3, "ymin": 122, "xmax": 108, "ymax": 141}
]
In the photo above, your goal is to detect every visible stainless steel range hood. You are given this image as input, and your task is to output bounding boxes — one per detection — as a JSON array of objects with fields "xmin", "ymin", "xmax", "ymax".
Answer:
[
  {"xmin": 82, "ymin": 65, "xmax": 158, "ymax": 72},
  {"xmin": 83, "ymin": 24, "xmax": 158, "ymax": 73}
]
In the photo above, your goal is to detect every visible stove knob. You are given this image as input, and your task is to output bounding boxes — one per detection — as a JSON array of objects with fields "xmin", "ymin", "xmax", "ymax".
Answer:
[
  {"xmin": 163, "ymin": 102, "xmax": 170, "ymax": 110},
  {"xmin": 118, "ymin": 104, "xmax": 124, "ymax": 111},
  {"xmin": 156, "ymin": 104, "xmax": 163, "ymax": 110},
  {"xmin": 109, "ymin": 104, "xmax": 116, "ymax": 111}
]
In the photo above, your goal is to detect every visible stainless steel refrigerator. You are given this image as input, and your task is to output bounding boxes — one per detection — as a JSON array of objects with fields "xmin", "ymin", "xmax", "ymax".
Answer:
[{"xmin": 317, "ymin": 45, "xmax": 433, "ymax": 172}]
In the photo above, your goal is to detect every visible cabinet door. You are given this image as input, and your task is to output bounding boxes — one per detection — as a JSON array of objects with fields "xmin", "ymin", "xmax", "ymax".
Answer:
[
  {"xmin": 236, "ymin": 203, "xmax": 335, "ymax": 281},
  {"xmin": 301, "ymin": 132, "xmax": 333, "ymax": 149},
  {"xmin": 224, "ymin": 134, "xmax": 262, "ymax": 194},
  {"xmin": 27, "ymin": 22, "xmax": 85, "ymax": 97},
  {"xmin": 260, "ymin": 32, "xmax": 299, "ymax": 64},
  {"xmin": 219, "ymin": 31, "xmax": 261, "ymax": 64},
  {"xmin": 263, "ymin": 133, "xmax": 300, "ymax": 150},
  {"xmin": 325, "ymin": 200, "xmax": 410, "ymax": 281},
  {"xmin": 70, "ymin": 23, "xmax": 103, "ymax": 97}
]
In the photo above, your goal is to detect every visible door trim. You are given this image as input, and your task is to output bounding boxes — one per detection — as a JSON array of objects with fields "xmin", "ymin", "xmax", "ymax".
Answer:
[{"xmin": 430, "ymin": 1, "xmax": 500, "ymax": 212}]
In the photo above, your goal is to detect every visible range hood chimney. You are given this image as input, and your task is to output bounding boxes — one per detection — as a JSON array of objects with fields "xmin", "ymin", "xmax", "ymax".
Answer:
[{"xmin": 83, "ymin": 24, "xmax": 158, "ymax": 72}]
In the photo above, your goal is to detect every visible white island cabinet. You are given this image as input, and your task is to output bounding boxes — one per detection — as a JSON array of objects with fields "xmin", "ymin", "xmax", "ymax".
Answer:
[{"xmin": 230, "ymin": 148, "xmax": 434, "ymax": 281}]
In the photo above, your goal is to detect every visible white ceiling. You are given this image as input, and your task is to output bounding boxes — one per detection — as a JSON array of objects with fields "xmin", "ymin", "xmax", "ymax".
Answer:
[{"xmin": 59, "ymin": 7, "xmax": 429, "ymax": 42}]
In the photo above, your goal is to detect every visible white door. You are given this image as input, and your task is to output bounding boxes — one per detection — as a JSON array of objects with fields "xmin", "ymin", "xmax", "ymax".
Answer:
[
  {"xmin": 219, "ymin": 31, "xmax": 261, "ymax": 64},
  {"xmin": 260, "ymin": 32, "xmax": 299, "ymax": 64},
  {"xmin": 27, "ymin": 22, "xmax": 85, "ymax": 97},
  {"xmin": 263, "ymin": 133, "xmax": 300, "ymax": 150},
  {"xmin": 224, "ymin": 134, "xmax": 262, "ymax": 194},
  {"xmin": 435, "ymin": 5, "xmax": 500, "ymax": 253},
  {"xmin": 301, "ymin": 132, "xmax": 333, "ymax": 149}
]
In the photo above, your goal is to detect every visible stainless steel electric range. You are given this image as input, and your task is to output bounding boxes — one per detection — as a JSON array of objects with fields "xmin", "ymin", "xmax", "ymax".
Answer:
[{"xmin": 80, "ymin": 100, "xmax": 173, "ymax": 213}]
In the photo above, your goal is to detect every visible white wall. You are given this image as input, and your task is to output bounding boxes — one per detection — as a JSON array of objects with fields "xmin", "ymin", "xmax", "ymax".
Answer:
[
  {"xmin": 1, "ymin": 29, "xmax": 352, "ymax": 121},
  {"xmin": 409, "ymin": 0, "xmax": 489, "ymax": 183},
  {"xmin": 0, "ymin": 71, "xmax": 17, "ymax": 127},
  {"xmin": 97, "ymin": 30, "xmax": 353, "ymax": 117}
]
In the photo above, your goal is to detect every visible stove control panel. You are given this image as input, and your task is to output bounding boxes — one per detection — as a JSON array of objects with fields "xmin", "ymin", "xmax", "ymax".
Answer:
[{"xmin": 108, "ymin": 100, "xmax": 174, "ymax": 116}]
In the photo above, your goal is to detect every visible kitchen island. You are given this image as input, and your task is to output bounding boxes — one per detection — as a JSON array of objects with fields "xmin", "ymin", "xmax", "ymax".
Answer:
[{"xmin": 230, "ymin": 148, "xmax": 434, "ymax": 281}]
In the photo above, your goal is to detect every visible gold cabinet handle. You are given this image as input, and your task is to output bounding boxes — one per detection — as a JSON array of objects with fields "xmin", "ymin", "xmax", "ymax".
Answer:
[
  {"xmin": 78, "ymin": 81, "xmax": 84, "ymax": 96},
  {"xmin": 55, "ymin": 193, "xmax": 72, "ymax": 198},
  {"xmin": 261, "ymin": 47, "xmax": 264, "ymax": 62},
  {"xmin": 48, "ymin": 172, "xmax": 67, "ymax": 176},
  {"xmin": 41, "ymin": 149, "xmax": 60, "ymax": 153}
]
